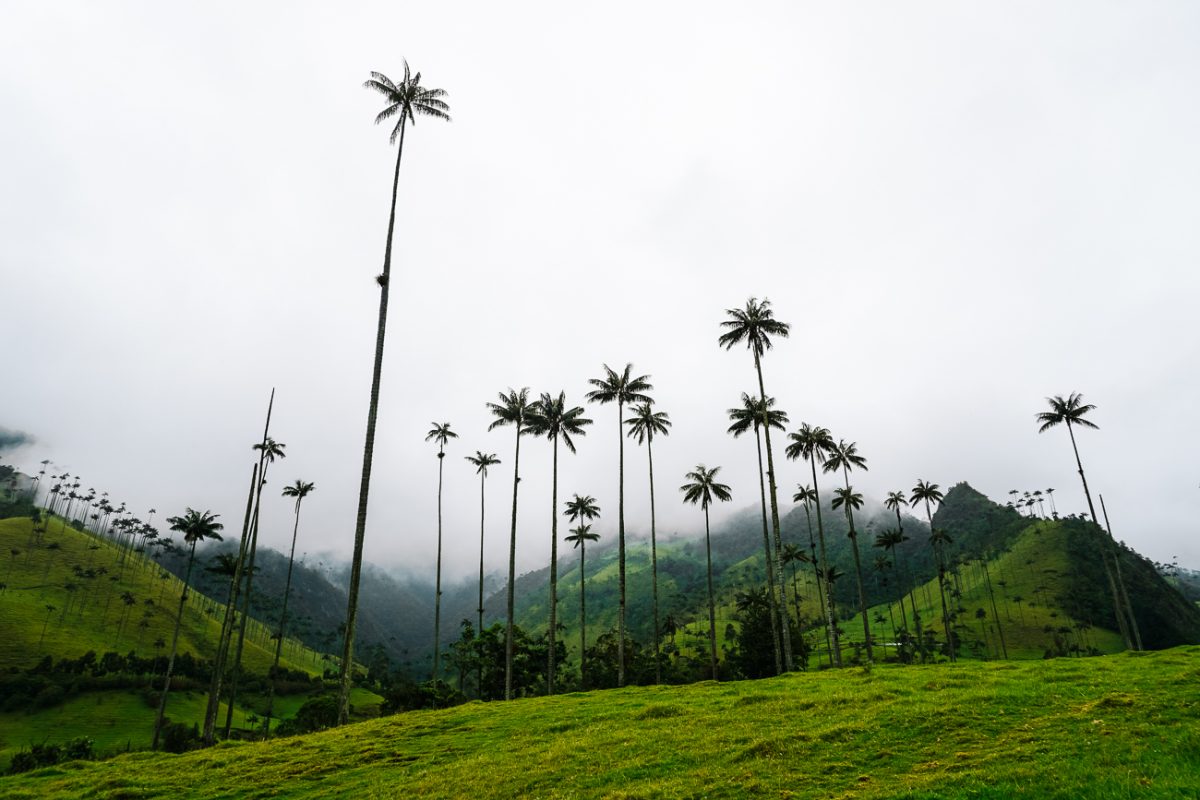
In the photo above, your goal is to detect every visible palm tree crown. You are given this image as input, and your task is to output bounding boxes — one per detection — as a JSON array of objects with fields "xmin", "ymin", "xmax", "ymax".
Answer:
[
  {"xmin": 524, "ymin": 392, "xmax": 593, "ymax": 451},
  {"xmin": 625, "ymin": 402, "xmax": 671, "ymax": 444},
  {"xmin": 165, "ymin": 509, "xmax": 224, "ymax": 547},
  {"xmin": 585, "ymin": 364, "xmax": 653, "ymax": 407},
  {"xmin": 1036, "ymin": 392, "xmax": 1099, "ymax": 433},
  {"xmin": 282, "ymin": 480, "xmax": 315, "ymax": 505},
  {"xmin": 564, "ymin": 524, "xmax": 600, "ymax": 549},
  {"xmin": 425, "ymin": 422, "xmax": 458, "ymax": 456},
  {"xmin": 564, "ymin": 494, "xmax": 601, "ymax": 525},
  {"xmin": 364, "ymin": 63, "xmax": 451, "ymax": 144},
  {"xmin": 466, "ymin": 451, "xmax": 501, "ymax": 476},
  {"xmin": 718, "ymin": 297, "xmax": 790, "ymax": 357},
  {"xmin": 785, "ymin": 423, "xmax": 835, "ymax": 463},
  {"xmin": 823, "ymin": 439, "xmax": 868, "ymax": 477},
  {"xmin": 884, "ymin": 491, "xmax": 909, "ymax": 514},
  {"xmin": 680, "ymin": 466, "xmax": 733, "ymax": 509},
  {"xmin": 487, "ymin": 388, "xmax": 534, "ymax": 432},
  {"xmin": 726, "ymin": 393, "xmax": 788, "ymax": 437},
  {"xmin": 910, "ymin": 480, "xmax": 945, "ymax": 508}
]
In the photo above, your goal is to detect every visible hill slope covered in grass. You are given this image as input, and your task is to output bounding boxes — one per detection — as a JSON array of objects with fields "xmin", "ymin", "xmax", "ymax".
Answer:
[{"xmin": 3, "ymin": 646, "xmax": 1197, "ymax": 799}]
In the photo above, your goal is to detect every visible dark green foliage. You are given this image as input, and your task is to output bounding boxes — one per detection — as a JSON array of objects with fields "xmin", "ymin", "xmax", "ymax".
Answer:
[
  {"xmin": 275, "ymin": 695, "xmax": 340, "ymax": 737},
  {"xmin": 726, "ymin": 588, "xmax": 809, "ymax": 678},
  {"xmin": 159, "ymin": 722, "xmax": 200, "ymax": 754},
  {"xmin": 8, "ymin": 738, "xmax": 93, "ymax": 774}
]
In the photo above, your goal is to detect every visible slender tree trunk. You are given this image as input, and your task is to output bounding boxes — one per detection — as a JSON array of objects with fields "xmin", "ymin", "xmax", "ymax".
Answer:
[
  {"xmin": 647, "ymin": 435, "xmax": 662, "ymax": 684},
  {"xmin": 617, "ymin": 403, "xmax": 628, "ymax": 687},
  {"xmin": 224, "ymin": 464, "xmax": 270, "ymax": 738},
  {"xmin": 505, "ymin": 423, "xmax": 522, "ymax": 701},
  {"xmin": 981, "ymin": 556, "xmax": 1008, "ymax": 659},
  {"xmin": 477, "ymin": 471, "xmax": 486, "ymax": 695},
  {"xmin": 547, "ymin": 436, "xmax": 559, "ymax": 694},
  {"xmin": 703, "ymin": 506, "xmax": 718, "ymax": 681},
  {"xmin": 839, "ymin": 468, "xmax": 872, "ymax": 662},
  {"xmin": 752, "ymin": 428, "xmax": 783, "ymax": 675},
  {"xmin": 264, "ymin": 495, "xmax": 305, "ymax": 738},
  {"xmin": 578, "ymin": 541, "xmax": 587, "ymax": 687},
  {"xmin": 803, "ymin": 505, "xmax": 831, "ymax": 666},
  {"xmin": 895, "ymin": 508, "xmax": 926, "ymax": 662},
  {"xmin": 153, "ymin": 541, "xmax": 197, "ymax": 750},
  {"xmin": 809, "ymin": 460, "xmax": 841, "ymax": 667},
  {"xmin": 339, "ymin": 118, "xmax": 407, "ymax": 726},
  {"xmin": 1099, "ymin": 494, "xmax": 1142, "ymax": 651},
  {"xmin": 925, "ymin": 501, "xmax": 956, "ymax": 662},
  {"xmin": 434, "ymin": 447, "xmax": 445, "ymax": 680},
  {"xmin": 753, "ymin": 353, "xmax": 792, "ymax": 671}
]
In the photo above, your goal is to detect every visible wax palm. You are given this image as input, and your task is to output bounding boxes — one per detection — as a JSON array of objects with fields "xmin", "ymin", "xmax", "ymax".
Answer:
[
  {"xmin": 563, "ymin": 499, "xmax": 600, "ymax": 687},
  {"xmin": 727, "ymin": 393, "xmax": 788, "ymax": 674},
  {"xmin": 340, "ymin": 63, "xmax": 451, "ymax": 724},
  {"xmin": 585, "ymin": 363, "xmax": 652, "ymax": 686},
  {"xmin": 883, "ymin": 490, "xmax": 922, "ymax": 658},
  {"xmin": 264, "ymin": 479, "xmax": 314, "ymax": 737},
  {"xmin": 465, "ymin": 452, "xmax": 501, "ymax": 649},
  {"xmin": 425, "ymin": 422, "xmax": 458, "ymax": 680},
  {"xmin": 719, "ymin": 298, "xmax": 794, "ymax": 670},
  {"xmin": 524, "ymin": 392, "xmax": 592, "ymax": 693},
  {"xmin": 824, "ymin": 440, "xmax": 872, "ymax": 662},
  {"xmin": 785, "ymin": 423, "xmax": 841, "ymax": 666},
  {"xmin": 911, "ymin": 480, "xmax": 956, "ymax": 661},
  {"xmin": 873, "ymin": 527, "xmax": 914, "ymax": 651},
  {"xmin": 625, "ymin": 402, "xmax": 671, "ymax": 684},
  {"xmin": 1036, "ymin": 393, "xmax": 1139, "ymax": 650},
  {"xmin": 792, "ymin": 483, "xmax": 832, "ymax": 664},
  {"xmin": 681, "ymin": 465, "xmax": 733, "ymax": 681},
  {"xmin": 487, "ymin": 388, "xmax": 534, "ymax": 700},
  {"xmin": 780, "ymin": 543, "xmax": 806, "ymax": 626},
  {"xmin": 153, "ymin": 509, "xmax": 223, "ymax": 749}
]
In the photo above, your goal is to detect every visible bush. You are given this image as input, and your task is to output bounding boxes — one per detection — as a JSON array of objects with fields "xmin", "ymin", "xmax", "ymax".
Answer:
[
  {"xmin": 160, "ymin": 722, "xmax": 200, "ymax": 754},
  {"xmin": 8, "ymin": 738, "xmax": 92, "ymax": 775}
]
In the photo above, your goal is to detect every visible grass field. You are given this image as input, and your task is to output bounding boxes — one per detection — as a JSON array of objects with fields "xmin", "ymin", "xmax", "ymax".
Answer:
[{"xmin": 2, "ymin": 645, "xmax": 1196, "ymax": 798}]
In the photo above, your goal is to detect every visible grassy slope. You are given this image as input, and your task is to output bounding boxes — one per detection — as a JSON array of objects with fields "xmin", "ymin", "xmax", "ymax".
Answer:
[{"xmin": 3, "ymin": 646, "xmax": 1197, "ymax": 799}]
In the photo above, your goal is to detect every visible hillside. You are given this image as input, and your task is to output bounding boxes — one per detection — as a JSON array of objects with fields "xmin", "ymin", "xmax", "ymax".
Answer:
[{"xmin": 3, "ymin": 646, "xmax": 1197, "ymax": 799}]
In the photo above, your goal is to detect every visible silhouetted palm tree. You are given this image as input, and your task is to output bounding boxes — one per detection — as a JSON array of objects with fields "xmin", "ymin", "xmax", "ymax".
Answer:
[
  {"xmin": 719, "ymin": 297, "xmax": 794, "ymax": 671},
  {"xmin": 564, "ymin": 494, "xmax": 600, "ymax": 685},
  {"xmin": 792, "ymin": 484, "xmax": 832, "ymax": 663},
  {"xmin": 625, "ymin": 402, "xmax": 671, "ymax": 684},
  {"xmin": 911, "ymin": 480, "xmax": 955, "ymax": 661},
  {"xmin": 465, "ymin": 452, "xmax": 501, "ymax": 642},
  {"xmin": 785, "ymin": 423, "xmax": 841, "ymax": 666},
  {"xmin": 488, "ymin": 387, "xmax": 534, "ymax": 700},
  {"xmin": 727, "ymin": 392, "xmax": 787, "ymax": 674},
  {"xmin": 524, "ymin": 392, "xmax": 592, "ymax": 693},
  {"xmin": 425, "ymin": 422, "xmax": 458, "ymax": 679},
  {"xmin": 154, "ymin": 509, "xmax": 223, "ymax": 750},
  {"xmin": 825, "ymin": 440, "xmax": 872, "ymax": 662},
  {"xmin": 882, "ymin": 490, "xmax": 921, "ymax": 657},
  {"xmin": 264, "ymin": 479, "xmax": 314, "ymax": 737},
  {"xmin": 1036, "ymin": 393, "xmax": 1139, "ymax": 650},
  {"xmin": 340, "ymin": 63, "xmax": 451, "ymax": 724},
  {"xmin": 681, "ymin": 465, "xmax": 732, "ymax": 681},
  {"xmin": 585, "ymin": 363, "xmax": 652, "ymax": 687}
]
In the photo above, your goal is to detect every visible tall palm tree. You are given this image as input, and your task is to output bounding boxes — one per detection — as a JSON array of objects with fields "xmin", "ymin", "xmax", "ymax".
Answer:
[
  {"xmin": 719, "ymin": 297, "xmax": 794, "ymax": 671},
  {"xmin": 726, "ymin": 393, "xmax": 787, "ymax": 675},
  {"xmin": 824, "ymin": 440, "xmax": 872, "ymax": 662},
  {"xmin": 487, "ymin": 388, "xmax": 534, "ymax": 700},
  {"xmin": 785, "ymin": 423, "xmax": 841, "ymax": 666},
  {"xmin": 625, "ymin": 401, "xmax": 671, "ymax": 684},
  {"xmin": 680, "ymin": 465, "xmax": 732, "ymax": 681},
  {"xmin": 425, "ymin": 422, "xmax": 458, "ymax": 680},
  {"xmin": 780, "ymin": 543, "xmax": 806, "ymax": 628},
  {"xmin": 792, "ymin": 484, "xmax": 831, "ymax": 664},
  {"xmin": 264, "ymin": 479, "xmax": 314, "ymax": 738},
  {"xmin": 585, "ymin": 363, "xmax": 652, "ymax": 687},
  {"xmin": 911, "ymin": 480, "xmax": 955, "ymax": 661},
  {"xmin": 1036, "ymin": 393, "xmax": 1139, "ymax": 650},
  {"xmin": 339, "ymin": 64, "xmax": 451, "ymax": 725},
  {"xmin": 883, "ymin": 489, "xmax": 924, "ymax": 659},
  {"xmin": 524, "ymin": 392, "xmax": 592, "ymax": 693},
  {"xmin": 564, "ymin": 493, "xmax": 601, "ymax": 685},
  {"xmin": 153, "ymin": 509, "xmax": 223, "ymax": 750},
  {"xmin": 465, "ymin": 452, "xmax": 501, "ymax": 643}
]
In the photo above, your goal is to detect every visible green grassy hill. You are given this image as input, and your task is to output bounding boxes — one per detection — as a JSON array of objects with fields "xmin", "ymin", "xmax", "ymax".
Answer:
[{"xmin": 3, "ymin": 646, "xmax": 1197, "ymax": 799}]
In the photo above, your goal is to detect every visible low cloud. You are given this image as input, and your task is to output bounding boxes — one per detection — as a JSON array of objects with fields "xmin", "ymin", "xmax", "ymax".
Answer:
[{"xmin": 0, "ymin": 426, "xmax": 36, "ymax": 455}]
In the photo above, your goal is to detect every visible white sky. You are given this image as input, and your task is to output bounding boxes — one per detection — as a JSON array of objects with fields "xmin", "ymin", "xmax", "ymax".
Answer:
[{"xmin": 3, "ymin": 1, "xmax": 1198, "ymax": 583}]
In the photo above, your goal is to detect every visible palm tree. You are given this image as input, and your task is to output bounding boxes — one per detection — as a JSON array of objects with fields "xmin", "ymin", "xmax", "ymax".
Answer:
[
  {"xmin": 911, "ymin": 480, "xmax": 955, "ymax": 661},
  {"xmin": 153, "ymin": 509, "xmax": 223, "ymax": 750},
  {"xmin": 487, "ymin": 387, "xmax": 534, "ymax": 700},
  {"xmin": 792, "ymin": 484, "xmax": 832, "ymax": 664},
  {"xmin": 339, "ymin": 64, "xmax": 451, "ymax": 725},
  {"xmin": 585, "ymin": 363, "xmax": 652, "ymax": 687},
  {"xmin": 785, "ymin": 423, "xmax": 841, "ymax": 666},
  {"xmin": 883, "ymin": 489, "xmax": 924, "ymax": 659},
  {"xmin": 1036, "ymin": 393, "xmax": 1139, "ymax": 650},
  {"xmin": 425, "ymin": 422, "xmax": 458, "ymax": 680},
  {"xmin": 465, "ymin": 452, "xmax": 501, "ymax": 644},
  {"xmin": 524, "ymin": 392, "xmax": 592, "ymax": 693},
  {"xmin": 263, "ymin": 479, "xmax": 314, "ymax": 738},
  {"xmin": 719, "ymin": 297, "xmax": 794, "ymax": 671},
  {"xmin": 780, "ymin": 543, "xmax": 806, "ymax": 628},
  {"xmin": 564, "ymin": 494, "xmax": 601, "ymax": 686},
  {"xmin": 681, "ymin": 465, "xmax": 732, "ymax": 681},
  {"xmin": 625, "ymin": 401, "xmax": 671, "ymax": 683},
  {"xmin": 824, "ymin": 440, "xmax": 872, "ymax": 662},
  {"xmin": 726, "ymin": 393, "xmax": 787, "ymax": 675}
]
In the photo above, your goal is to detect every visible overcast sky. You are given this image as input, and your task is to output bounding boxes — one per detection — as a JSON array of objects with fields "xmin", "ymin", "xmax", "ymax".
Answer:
[{"xmin": 3, "ymin": 2, "xmax": 1198, "ymax": 584}]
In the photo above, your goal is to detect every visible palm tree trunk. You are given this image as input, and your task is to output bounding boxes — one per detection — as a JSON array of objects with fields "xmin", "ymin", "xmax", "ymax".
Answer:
[
  {"xmin": 808, "ymin": 460, "xmax": 841, "ymax": 667},
  {"xmin": 579, "ymin": 542, "xmax": 587, "ymax": 687},
  {"xmin": 547, "ymin": 436, "xmax": 559, "ymax": 694},
  {"xmin": 894, "ymin": 508, "xmax": 926, "ymax": 662},
  {"xmin": 925, "ymin": 501, "xmax": 956, "ymax": 662},
  {"xmin": 844, "ymin": 514, "xmax": 872, "ymax": 662},
  {"xmin": 477, "ymin": 471, "xmax": 486, "ymax": 695},
  {"xmin": 153, "ymin": 540, "xmax": 197, "ymax": 750},
  {"xmin": 752, "ymin": 428, "xmax": 783, "ymax": 675},
  {"xmin": 1099, "ymin": 494, "xmax": 1142, "ymax": 650},
  {"xmin": 802, "ymin": 504, "xmax": 831, "ymax": 666},
  {"xmin": 617, "ymin": 403, "xmax": 627, "ymax": 688},
  {"xmin": 647, "ymin": 435, "xmax": 662, "ymax": 684},
  {"xmin": 434, "ymin": 448, "xmax": 445, "ymax": 680},
  {"xmin": 752, "ymin": 352, "xmax": 792, "ymax": 671},
  {"xmin": 981, "ymin": 556, "xmax": 1008, "ymax": 659},
  {"xmin": 339, "ymin": 117, "xmax": 407, "ymax": 726},
  {"xmin": 264, "ymin": 495, "xmax": 304, "ymax": 738},
  {"xmin": 703, "ymin": 506, "xmax": 718, "ymax": 681},
  {"xmin": 505, "ymin": 423, "xmax": 522, "ymax": 701},
  {"xmin": 224, "ymin": 467, "xmax": 269, "ymax": 738},
  {"xmin": 1065, "ymin": 423, "xmax": 1133, "ymax": 650}
]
